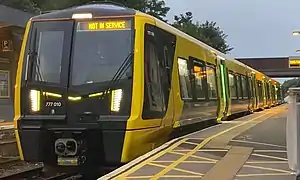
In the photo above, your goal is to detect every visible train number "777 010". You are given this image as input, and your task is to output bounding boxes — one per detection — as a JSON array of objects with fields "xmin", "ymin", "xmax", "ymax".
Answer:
[{"xmin": 45, "ymin": 101, "xmax": 62, "ymax": 107}]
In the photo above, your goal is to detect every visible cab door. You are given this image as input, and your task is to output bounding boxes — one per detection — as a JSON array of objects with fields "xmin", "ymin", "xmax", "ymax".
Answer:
[
  {"xmin": 142, "ymin": 24, "xmax": 176, "ymax": 126},
  {"xmin": 21, "ymin": 20, "xmax": 73, "ymax": 119}
]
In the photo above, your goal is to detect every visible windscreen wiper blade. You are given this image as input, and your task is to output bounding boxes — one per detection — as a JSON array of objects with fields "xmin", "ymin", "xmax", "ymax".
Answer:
[
  {"xmin": 26, "ymin": 29, "xmax": 43, "ymax": 82},
  {"xmin": 103, "ymin": 51, "xmax": 134, "ymax": 95}
]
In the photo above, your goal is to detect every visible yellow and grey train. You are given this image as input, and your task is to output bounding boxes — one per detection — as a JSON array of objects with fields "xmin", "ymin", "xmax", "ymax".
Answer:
[{"xmin": 13, "ymin": 2, "xmax": 283, "ymax": 170}]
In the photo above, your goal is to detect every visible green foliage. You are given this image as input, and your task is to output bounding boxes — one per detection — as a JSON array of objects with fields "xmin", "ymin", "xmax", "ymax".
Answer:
[
  {"xmin": 143, "ymin": 0, "xmax": 170, "ymax": 21},
  {"xmin": 172, "ymin": 12, "xmax": 233, "ymax": 54},
  {"xmin": 0, "ymin": 0, "xmax": 39, "ymax": 13},
  {"xmin": 282, "ymin": 78, "xmax": 300, "ymax": 96},
  {"xmin": 1, "ymin": 0, "xmax": 233, "ymax": 54},
  {"xmin": 30, "ymin": 0, "xmax": 170, "ymax": 21},
  {"xmin": 30, "ymin": 0, "xmax": 74, "ymax": 11}
]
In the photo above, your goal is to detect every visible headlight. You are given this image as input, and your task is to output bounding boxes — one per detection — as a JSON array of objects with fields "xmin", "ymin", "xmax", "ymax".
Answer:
[
  {"xmin": 30, "ymin": 90, "xmax": 40, "ymax": 112},
  {"xmin": 111, "ymin": 89, "xmax": 123, "ymax": 112}
]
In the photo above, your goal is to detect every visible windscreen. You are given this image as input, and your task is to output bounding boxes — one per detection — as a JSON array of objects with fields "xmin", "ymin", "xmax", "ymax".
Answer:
[
  {"xmin": 35, "ymin": 31, "xmax": 64, "ymax": 83},
  {"xmin": 71, "ymin": 19, "xmax": 133, "ymax": 86},
  {"xmin": 26, "ymin": 21, "xmax": 73, "ymax": 84}
]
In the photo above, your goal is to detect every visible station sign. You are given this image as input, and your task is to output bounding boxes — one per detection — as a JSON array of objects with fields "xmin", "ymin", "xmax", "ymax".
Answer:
[
  {"xmin": 289, "ymin": 56, "xmax": 300, "ymax": 68},
  {"xmin": 1, "ymin": 40, "xmax": 13, "ymax": 52}
]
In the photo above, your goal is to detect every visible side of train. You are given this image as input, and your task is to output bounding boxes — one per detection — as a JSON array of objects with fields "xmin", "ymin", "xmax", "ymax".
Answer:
[{"xmin": 14, "ymin": 3, "xmax": 283, "ymax": 170}]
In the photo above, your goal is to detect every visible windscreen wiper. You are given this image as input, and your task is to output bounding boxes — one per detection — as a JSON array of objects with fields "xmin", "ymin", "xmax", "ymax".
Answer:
[
  {"xmin": 25, "ymin": 29, "xmax": 43, "ymax": 82},
  {"xmin": 103, "ymin": 51, "xmax": 134, "ymax": 95}
]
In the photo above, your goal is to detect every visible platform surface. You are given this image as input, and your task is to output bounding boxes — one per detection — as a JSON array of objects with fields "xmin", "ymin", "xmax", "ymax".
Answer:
[
  {"xmin": 0, "ymin": 122, "xmax": 13, "ymax": 130},
  {"xmin": 100, "ymin": 105, "xmax": 295, "ymax": 180}
]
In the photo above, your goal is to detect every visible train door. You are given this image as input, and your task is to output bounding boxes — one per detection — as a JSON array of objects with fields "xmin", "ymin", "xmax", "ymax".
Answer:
[
  {"xmin": 219, "ymin": 60, "xmax": 229, "ymax": 117},
  {"xmin": 248, "ymin": 75, "xmax": 254, "ymax": 111},
  {"xmin": 142, "ymin": 24, "xmax": 176, "ymax": 126},
  {"xmin": 252, "ymin": 76, "xmax": 257, "ymax": 109},
  {"xmin": 251, "ymin": 74, "xmax": 258, "ymax": 109},
  {"xmin": 22, "ymin": 21, "xmax": 73, "ymax": 117},
  {"xmin": 262, "ymin": 80, "xmax": 267, "ymax": 107},
  {"xmin": 257, "ymin": 80, "xmax": 264, "ymax": 108}
]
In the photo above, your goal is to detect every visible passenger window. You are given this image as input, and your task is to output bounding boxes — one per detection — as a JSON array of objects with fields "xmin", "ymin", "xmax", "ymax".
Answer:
[
  {"xmin": 248, "ymin": 76, "xmax": 253, "ymax": 99},
  {"xmin": 178, "ymin": 58, "xmax": 192, "ymax": 100},
  {"xmin": 142, "ymin": 40, "xmax": 165, "ymax": 118},
  {"xmin": 206, "ymin": 66, "xmax": 217, "ymax": 99},
  {"xmin": 266, "ymin": 83, "xmax": 270, "ymax": 99},
  {"xmin": 229, "ymin": 73, "xmax": 237, "ymax": 99},
  {"xmin": 257, "ymin": 80, "xmax": 263, "ymax": 101},
  {"xmin": 241, "ymin": 76, "xmax": 249, "ymax": 99},
  {"xmin": 193, "ymin": 62, "xmax": 205, "ymax": 99},
  {"xmin": 236, "ymin": 75, "xmax": 242, "ymax": 99}
]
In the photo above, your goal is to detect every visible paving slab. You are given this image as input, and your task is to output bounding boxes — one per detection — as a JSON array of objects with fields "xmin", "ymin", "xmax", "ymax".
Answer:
[{"xmin": 99, "ymin": 105, "xmax": 294, "ymax": 180}]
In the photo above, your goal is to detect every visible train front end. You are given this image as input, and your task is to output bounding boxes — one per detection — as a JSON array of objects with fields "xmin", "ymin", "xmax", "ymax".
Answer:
[{"xmin": 14, "ymin": 4, "xmax": 136, "ymax": 169}]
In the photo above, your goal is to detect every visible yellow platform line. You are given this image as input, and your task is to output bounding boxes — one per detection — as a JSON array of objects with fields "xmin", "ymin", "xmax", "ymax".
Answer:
[
  {"xmin": 184, "ymin": 141, "xmax": 200, "ymax": 146},
  {"xmin": 162, "ymin": 175, "xmax": 202, "ymax": 178},
  {"xmin": 125, "ymin": 176, "xmax": 152, "ymax": 179},
  {"xmin": 170, "ymin": 151, "xmax": 218, "ymax": 162},
  {"xmin": 150, "ymin": 111, "xmax": 277, "ymax": 179},
  {"xmin": 152, "ymin": 160, "xmax": 215, "ymax": 164},
  {"xmin": 243, "ymin": 164, "xmax": 293, "ymax": 174},
  {"xmin": 173, "ymin": 149, "xmax": 228, "ymax": 152},
  {"xmin": 199, "ymin": 149, "xmax": 228, "ymax": 152},
  {"xmin": 252, "ymin": 153, "xmax": 288, "ymax": 161},
  {"xmin": 114, "ymin": 106, "xmax": 284, "ymax": 179},
  {"xmin": 114, "ymin": 138, "xmax": 188, "ymax": 178},
  {"xmin": 149, "ymin": 162, "xmax": 204, "ymax": 176},
  {"xmin": 173, "ymin": 149, "xmax": 192, "ymax": 152},
  {"xmin": 236, "ymin": 173, "xmax": 292, "ymax": 177},
  {"xmin": 126, "ymin": 175, "xmax": 203, "ymax": 179}
]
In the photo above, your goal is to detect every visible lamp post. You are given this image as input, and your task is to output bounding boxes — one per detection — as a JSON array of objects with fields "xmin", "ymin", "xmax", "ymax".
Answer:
[{"xmin": 293, "ymin": 30, "xmax": 300, "ymax": 36}]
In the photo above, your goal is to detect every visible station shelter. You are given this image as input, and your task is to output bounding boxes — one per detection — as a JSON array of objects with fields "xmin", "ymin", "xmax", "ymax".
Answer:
[{"xmin": 0, "ymin": 5, "xmax": 33, "ymax": 121}]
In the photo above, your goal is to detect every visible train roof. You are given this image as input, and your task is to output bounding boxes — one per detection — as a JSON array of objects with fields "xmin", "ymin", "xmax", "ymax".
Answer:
[
  {"xmin": 136, "ymin": 11, "xmax": 278, "ymax": 81},
  {"xmin": 31, "ymin": 3, "xmax": 279, "ymax": 84},
  {"xmin": 32, "ymin": 3, "xmax": 135, "ymax": 20}
]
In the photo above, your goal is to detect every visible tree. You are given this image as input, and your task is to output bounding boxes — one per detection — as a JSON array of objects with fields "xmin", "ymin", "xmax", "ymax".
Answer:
[
  {"xmin": 172, "ymin": 12, "xmax": 233, "ymax": 54},
  {"xmin": 282, "ymin": 78, "xmax": 300, "ymax": 96},
  {"xmin": 30, "ymin": 0, "xmax": 170, "ymax": 21},
  {"xmin": 0, "ymin": 0, "xmax": 39, "ymax": 13},
  {"xmin": 143, "ymin": 0, "xmax": 170, "ymax": 21}
]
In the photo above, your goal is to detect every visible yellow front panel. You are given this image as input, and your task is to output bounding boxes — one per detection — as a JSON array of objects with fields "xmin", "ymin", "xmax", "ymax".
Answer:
[
  {"xmin": 14, "ymin": 20, "xmax": 32, "ymax": 160},
  {"xmin": 121, "ymin": 15, "xmax": 173, "ymax": 162}
]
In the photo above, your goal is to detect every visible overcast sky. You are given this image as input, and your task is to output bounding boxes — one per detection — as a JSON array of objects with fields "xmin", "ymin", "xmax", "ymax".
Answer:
[
  {"xmin": 165, "ymin": 0, "xmax": 300, "ymax": 57},
  {"xmin": 164, "ymin": 0, "xmax": 300, "ymax": 82}
]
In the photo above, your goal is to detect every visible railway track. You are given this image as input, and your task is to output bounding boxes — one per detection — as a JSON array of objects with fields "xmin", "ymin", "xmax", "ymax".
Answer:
[
  {"xmin": 0, "ymin": 128, "xmax": 112, "ymax": 179},
  {"xmin": 0, "ymin": 160, "xmax": 82, "ymax": 180},
  {"xmin": 0, "ymin": 127, "xmax": 18, "ymax": 158}
]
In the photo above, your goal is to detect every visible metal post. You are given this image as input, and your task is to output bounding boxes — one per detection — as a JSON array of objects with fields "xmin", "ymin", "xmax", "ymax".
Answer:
[{"xmin": 286, "ymin": 87, "xmax": 300, "ymax": 178}]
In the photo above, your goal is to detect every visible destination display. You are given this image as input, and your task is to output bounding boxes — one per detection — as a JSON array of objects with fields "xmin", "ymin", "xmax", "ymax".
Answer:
[
  {"xmin": 289, "ymin": 58, "xmax": 300, "ymax": 68},
  {"xmin": 77, "ymin": 20, "xmax": 132, "ymax": 31}
]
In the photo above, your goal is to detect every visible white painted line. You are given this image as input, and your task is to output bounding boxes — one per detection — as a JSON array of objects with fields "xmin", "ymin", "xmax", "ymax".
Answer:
[{"xmin": 231, "ymin": 140, "xmax": 286, "ymax": 149}]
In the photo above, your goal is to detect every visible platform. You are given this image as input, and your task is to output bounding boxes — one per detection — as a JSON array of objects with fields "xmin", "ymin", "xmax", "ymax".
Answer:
[
  {"xmin": 100, "ymin": 105, "xmax": 295, "ymax": 180},
  {"xmin": 0, "ymin": 122, "xmax": 13, "ymax": 130}
]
